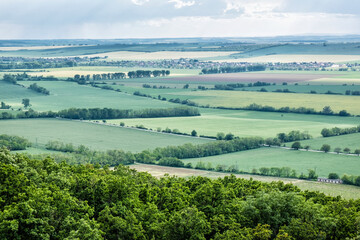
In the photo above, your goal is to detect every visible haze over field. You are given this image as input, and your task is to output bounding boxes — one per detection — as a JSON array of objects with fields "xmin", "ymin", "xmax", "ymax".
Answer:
[{"xmin": 1, "ymin": 0, "xmax": 360, "ymax": 39}]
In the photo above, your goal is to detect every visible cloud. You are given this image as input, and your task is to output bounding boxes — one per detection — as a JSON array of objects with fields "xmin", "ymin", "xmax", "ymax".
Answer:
[
  {"xmin": 0, "ymin": 0, "xmax": 359, "ymax": 39},
  {"xmin": 168, "ymin": 0, "xmax": 196, "ymax": 9}
]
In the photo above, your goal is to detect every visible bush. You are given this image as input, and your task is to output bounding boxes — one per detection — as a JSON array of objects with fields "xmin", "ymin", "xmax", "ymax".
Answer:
[
  {"xmin": 320, "ymin": 144, "xmax": 331, "ymax": 153},
  {"xmin": 291, "ymin": 142, "xmax": 301, "ymax": 150},
  {"xmin": 328, "ymin": 173, "xmax": 340, "ymax": 179}
]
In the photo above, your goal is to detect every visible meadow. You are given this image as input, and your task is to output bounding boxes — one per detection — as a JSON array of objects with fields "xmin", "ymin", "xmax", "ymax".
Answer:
[
  {"xmin": 182, "ymin": 147, "xmax": 360, "ymax": 177},
  {"xmin": 0, "ymin": 118, "xmax": 210, "ymax": 152},
  {"xmin": 3, "ymin": 80, "xmax": 176, "ymax": 111},
  {"xmin": 109, "ymin": 108, "xmax": 360, "ymax": 138},
  {"xmin": 174, "ymin": 90, "xmax": 360, "ymax": 115},
  {"xmin": 241, "ymin": 84, "xmax": 360, "ymax": 94},
  {"xmin": 295, "ymin": 133, "xmax": 360, "ymax": 151}
]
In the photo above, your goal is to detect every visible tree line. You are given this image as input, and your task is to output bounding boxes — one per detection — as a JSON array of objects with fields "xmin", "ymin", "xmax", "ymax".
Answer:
[
  {"xmin": 0, "ymin": 107, "xmax": 200, "ymax": 120},
  {"xmin": 217, "ymin": 104, "xmax": 352, "ymax": 117},
  {"xmin": 321, "ymin": 125, "xmax": 360, "ymax": 137},
  {"xmin": 1, "ymin": 148, "xmax": 360, "ymax": 239},
  {"xmin": 136, "ymin": 137, "xmax": 264, "ymax": 164},
  {"xmin": 28, "ymin": 83, "xmax": 50, "ymax": 95},
  {"xmin": 201, "ymin": 65, "xmax": 266, "ymax": 74},
  {"xmin": 214, "ymin": 81, "xmax": 272, "ymax": 90}
]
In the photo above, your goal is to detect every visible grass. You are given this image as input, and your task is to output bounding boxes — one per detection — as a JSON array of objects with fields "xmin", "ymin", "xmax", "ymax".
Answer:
[
  {"xmin": 0, "ymin": 119, "xmax": 210, "ymax": 152},
  {"xmin": 131, "ymin": 163, "xmax": 360, "ymax": 200},
  {"xmin": 108, "ymin": 108, "xmax": 360, "ymax": 138},
  {"xmin": 0, "ymin": 80, "xmax": 42, "ymax": 101},
  {"xmin": 296, "ymin": 133, "xmax": 360, "ymax": 151},
  {"xmin": 173, "ymin": 90, "xmax": 360, "ymax": 115},
  {"xmin": 182, "ymin": 147, "xmax": 360, "ymax": 177},
  {"xmin": 241, "ymin": 84, "xmax": 360, "ymax": 95},
  {"xmin": 3, "ymin": 81, "xmax": 176, "ymax": 111}
]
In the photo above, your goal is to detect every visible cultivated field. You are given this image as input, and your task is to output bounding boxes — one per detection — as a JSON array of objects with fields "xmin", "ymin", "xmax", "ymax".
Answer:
[
  {"xmin": 160, "ymin": 72, "xmax": 337, "ymax": 83},
  {"xmin": 182, "ymin": 147, "xmax": 360, "ymax": 177},
  {"xmin": 4, "ymin": 81, "xmax": 175, "ymax": 111},
  {"xmin": 109, "ymin": 108, "xmax": 359, "ymax": 138},
  {"xmin": 296, "ymin": 133, "xmax": 360, "ymax": 151},
  {"xmin": 0, "ymin": 119, "xmax": 210, "ymax": 152},
  {"xmin": 80, "ymin": 51, "xmax": 239, "ymax": 61},
  {"xmin": 131, "ymin": 163, "xmax": 360, "ymax": 199},
  {"xmin": 242, "ymin": 84, "xmax": 360, "ymax": 94},
  {"xmin": 218, "ymin": 55, "xmax": 360, "ymax": 63},
  {"xmin": 174, "ymin": 90, "xmax": 360, "ymax": 115}
]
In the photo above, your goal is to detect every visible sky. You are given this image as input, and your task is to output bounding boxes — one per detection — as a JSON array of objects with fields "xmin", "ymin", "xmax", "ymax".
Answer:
[{"xmin": 0, "ymin": 0, "xmax": 359, "ymax": 39}]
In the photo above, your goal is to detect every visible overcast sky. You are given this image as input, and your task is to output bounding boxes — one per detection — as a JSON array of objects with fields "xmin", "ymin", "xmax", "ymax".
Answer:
[{"xmin": 0, "ymin": 0, "xmax": 359, "ymax": 39}]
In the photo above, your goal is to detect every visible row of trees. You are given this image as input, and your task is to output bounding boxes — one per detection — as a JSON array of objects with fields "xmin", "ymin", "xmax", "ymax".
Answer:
[
  {"xmin": 136, "ymin": 137, "xmax": 264, "ymax": 163},
  {"xmin": 0, "ymin": 134, "xmax": 31, "ymax": 150},
  {"xmin": 0, "ymin": 107, "xmax": 200, "ymax": 120},
  {"xmin": 201, "ymin": 65, "xmax": 266, "ymax": 74},
  {"xmin": 1, "ymin": 148, "xmax": 360, "ymax": 239},
  {"xmin": 44, "ymin": 141, "xmax": 134, "ymax": 166},
  {"xmin": 128, "ymin": 70, "xmax": 170, "ymax": 78},
  {"xmin": 218, "ymin": 104, "xmax": 353, "ymax": 117},
  {"xmin": 28, "ymin": 83, "xmax": 50, "ymax": 95},
  {"xmin": 214, "ymin": 81, "xmax": 271, "ymax": 90},
  {"xmin": 264, "ymin": 131, "xmax": 312, "ymax": 146},
  {"xmin": 57, "ymin": 106, "xmax": 200, "ymax": 120},
  {"xmin": 321, "ymin": 125, "xmax": 360, "ymax": 137}
]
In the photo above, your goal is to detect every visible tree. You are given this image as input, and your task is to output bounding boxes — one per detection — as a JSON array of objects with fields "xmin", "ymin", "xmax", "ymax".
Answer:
[
  {"xmin": 291, "ymin": 142, "xmax": 301, "ymax": 150},
  {"xmin": 308, "ymin": 169, "xmax": 318, "ymax": 180},
  {"xmin": 328, "ymin": 173, "xmax": 340, "ymax": 179},
  {"xmin": 355, "ymin": 149, "xmax": 360, "ymax": 156},
  {"xmin": 322, "ymin": 106, "xmax": 333, "ymax": 115},
  {"xmin": 224, "ymin": 133, "xmax": 234, "ymax": 141},
  {"xmin": 320, "ymin": 144, "xmax": 331, "ymax": 153},
  {"xmin": 304, "ymin": 145, "xmax": 310, "ymax": 151},
  {"xmin": 339, "ymin": 110, "xmax": 350, "ymax": 116},
  {"xmin": 334, "ymin": 147, "xmax": 341, "ymax": 154},
  {"xmin": 191, "ymin": 130, "xmax": 197, "ymax": 137},
  {"xmin": 22, "ymin": 98, "xmax": 30, "ymax": 108},
  {"xmin": 343, "ymin": 148, "xmax": 351, "ymax": 154},
  {"xmin": 216, "ymin": 132, "xmax": 225, "ymax": 140}
]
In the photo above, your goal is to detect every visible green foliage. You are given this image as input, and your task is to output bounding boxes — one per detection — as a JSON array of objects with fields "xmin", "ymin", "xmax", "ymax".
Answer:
[
  {"xmin": 291, "ymin": 142, "xmax": 301, "ymax": 150},
  {"xmin": 321, "ymin": 125, "xmax": 360, "ymax": 137},
  {"xmin": 0, "ymin": 149, "xmax": 360, "ymax": 239},
  {"xmin": 328, "ymin": 173, "xmax": 340, "ymax": 179},
  {"xmin": 320, "ymin": 144, "xmax": 331, "ymax": 153},
  {"xmin": 0, "ymin": 134, "xmax": 31, "ymax": 150},
  {"xmin": 28, "ymin": 83, "xmax": 50, "ymax": 95}
]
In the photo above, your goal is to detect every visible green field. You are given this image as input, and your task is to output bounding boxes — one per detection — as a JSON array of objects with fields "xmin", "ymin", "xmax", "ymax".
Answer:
[
  {"xmin": 182, "ymin": 147, "xmax": 360, "ymax": 177},
  {"xmin": 295, "ymin": 133, "xmax": 360, "ymax": 151},
  {"xmin": 242, "ymin": 84, "xmax": 360, "ymax": 95},
  {"xmin": 0, "ymin": 119, "xmax": 210, "ymax": 152},
  {"xmin": 1, "ymin": 80, "xmax": 176, "ymax": 111},
  {"xmin": 172, "ymin": 90, "xmax": 360, "ymax": 115},
  {"xmin": 108, "ymin": 108, "xmax": 360, "ymax": 138}
]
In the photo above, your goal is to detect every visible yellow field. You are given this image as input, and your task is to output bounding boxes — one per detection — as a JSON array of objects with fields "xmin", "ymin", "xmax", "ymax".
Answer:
[
  {"xmin": 80, "ymin": 51, "xmax": 238, "ymax": 60},
  {"xmin": 0, "ymin": 45, "xmax": 81, "ymax": 51},
  {"xmin": 176, "ymin": 90, "xmax": 360, "ymax": 114},
  {"xmin": 217, "ymin": 54, "xmax": 360, "ymax": 63},
  {"xmin": 309, "ymin": 78, "xmax": 360, "ymax": 84}
]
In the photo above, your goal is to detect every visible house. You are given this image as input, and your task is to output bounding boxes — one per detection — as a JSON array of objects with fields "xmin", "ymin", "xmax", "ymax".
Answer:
[{"xmin": 317, "ymin": 177, "xmax": 343, "ymax": 184}]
